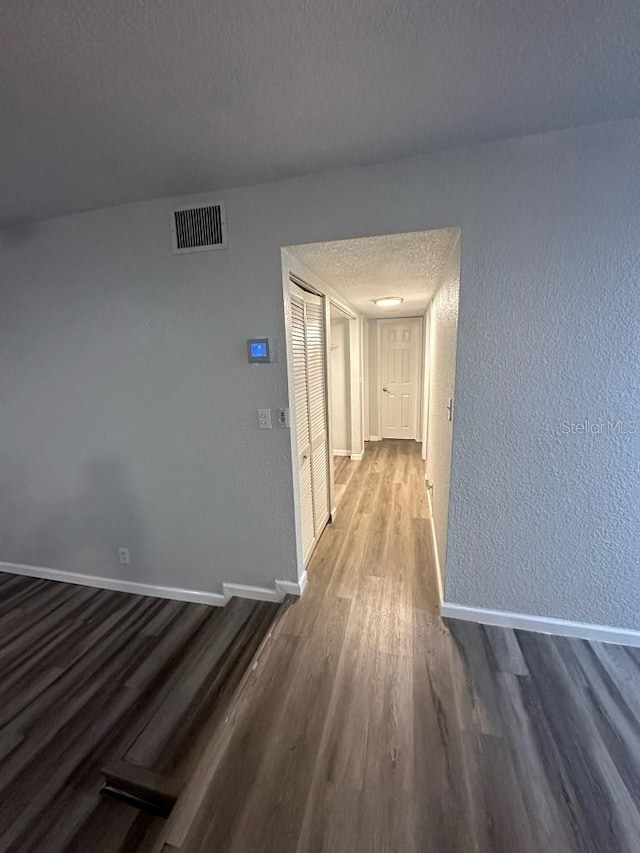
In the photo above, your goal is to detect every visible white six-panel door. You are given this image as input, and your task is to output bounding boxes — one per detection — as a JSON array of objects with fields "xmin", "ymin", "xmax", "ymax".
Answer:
[
  {"xmin": 290, "ymin": 282, "xmax": 330, "ymax": 564},
  {"xmin": 379, "ymin": 318, "xmax": 422, "ymax": 440}
]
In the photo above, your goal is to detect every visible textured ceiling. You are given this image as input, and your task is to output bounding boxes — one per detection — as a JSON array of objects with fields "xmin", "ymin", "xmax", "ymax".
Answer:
[
  {"xmin": 1, "ymin": 0, "xmax": 639, "ymax": 225},
  {"xmin": 290, "ymin": 229, "xmax": 460, "ymax": 317}
]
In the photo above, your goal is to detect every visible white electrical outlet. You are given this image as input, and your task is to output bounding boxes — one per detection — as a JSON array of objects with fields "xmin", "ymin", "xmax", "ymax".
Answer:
[
  {"xmin": 257, "ymin": 408, "xmax": 272, "ymax": 429},
  {"xmin": 118, "ymin": 547, "xmax": 130, "ymax": 565}
]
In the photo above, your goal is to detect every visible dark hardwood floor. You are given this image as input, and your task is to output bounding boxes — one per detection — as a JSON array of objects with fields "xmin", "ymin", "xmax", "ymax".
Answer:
[
  {"xmin": 0, "ymin": 574, "xmax": 281, "ymax": 852},
  {"xmin": 154, "ymin": 439, "xmax": 640, "ymax": 853}
]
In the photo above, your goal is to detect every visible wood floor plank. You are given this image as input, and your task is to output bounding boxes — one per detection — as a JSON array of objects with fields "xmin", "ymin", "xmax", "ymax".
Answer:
[
  {"xmin": 159, "ymin": 629, "xmax": 303, "ymax": 850},
  {"xmin": 0, "ymin": 574, "xmax": 281, "ymax": 851},
  {"xmin": 517, "ymin": 631, "xmax": 640, "ymax": 852},
  {"xmin": 494, "ymin": 672, "xmax": 579, "ymax": 851},
  {"xmin": 125, "ymin": 602, "xmax": 251, "ymax": 768},
  {"xmin": 412, "ymin": 613, "xmax": 478, "ymax": 853},
  {"xmin": 591, "ymin": 641, "xmax": 640, "ymax": 719},
  {"xmin": 446, "ymin": 617, "xmax": 506, "ymax": 736},
  {"xmin": 62, "ymin": 797, "xmax": 160, "ymax": 853},
  {"xmin": 481, "ymin": 624, "xmax": 530, "ymax": 676},
  {"xmin": 155, "ymin": 439, "xmax": 640, "ymax": 853},
  {"xmin": 3, "ymin": 439, "xmax": 640, "ymax": 852}
]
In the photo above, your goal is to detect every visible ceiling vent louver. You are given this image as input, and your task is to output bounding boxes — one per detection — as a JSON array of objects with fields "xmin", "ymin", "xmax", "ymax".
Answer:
[{"xmin": 171, "ymin": 201, "xmax": 228, "ymax": 254}]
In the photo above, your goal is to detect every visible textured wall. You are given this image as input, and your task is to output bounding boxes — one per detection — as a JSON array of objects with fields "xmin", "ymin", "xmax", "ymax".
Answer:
[
  {"xmin": 289, "ymin": 229, "xmax": 459, "ymax": 318},
  {"xmin": 0, "ymin": 119, "xmax": 638, "ymax": 625},
  {"xmin": 426, "ymin": 238, "xmax": 461, "ymax": 582}
]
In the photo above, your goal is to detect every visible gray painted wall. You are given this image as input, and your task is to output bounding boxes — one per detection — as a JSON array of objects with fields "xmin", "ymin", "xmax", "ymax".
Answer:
[{"xmin": 0, "ymin": 118, "xmax": 638, "ymax": 627}]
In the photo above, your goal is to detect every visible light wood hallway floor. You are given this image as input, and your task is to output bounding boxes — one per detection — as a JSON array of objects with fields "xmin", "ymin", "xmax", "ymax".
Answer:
[
  {"xmin": 157, "ymin": 438, "xmax": 640, "ymax": 853},
  {"xmin": 332, "ymin": 454, "xmax": 358, "ymax": 508}
]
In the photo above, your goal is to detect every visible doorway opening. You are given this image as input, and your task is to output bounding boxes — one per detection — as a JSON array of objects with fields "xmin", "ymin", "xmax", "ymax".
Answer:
[{"xmin": 282, "ymin": 228, "xmax": 461, "ymax": 603}]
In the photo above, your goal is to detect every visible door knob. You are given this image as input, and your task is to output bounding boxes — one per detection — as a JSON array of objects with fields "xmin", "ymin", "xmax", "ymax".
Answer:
[{"xmin": 382, "ymin": 387, "xmax": 388, "ymax": 392}]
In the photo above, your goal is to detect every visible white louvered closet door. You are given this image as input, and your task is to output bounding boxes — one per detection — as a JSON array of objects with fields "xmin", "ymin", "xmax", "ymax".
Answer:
[
  {"xmin": 290, "ymin": 285, "xmax": 315, "ymax": 562},
  {"xmin": 289, "ymin": 282, "xmax": 330, "ymax": 564},
  {"xmin": 304, "ymin": 293, "xmax": 330, "ymax": 536}
]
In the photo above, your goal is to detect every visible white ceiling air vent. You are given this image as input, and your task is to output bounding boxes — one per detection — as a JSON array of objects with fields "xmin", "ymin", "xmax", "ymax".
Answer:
[{"xmin": 171, "ymin": 201, "xmax": 228, "ymax": 254}]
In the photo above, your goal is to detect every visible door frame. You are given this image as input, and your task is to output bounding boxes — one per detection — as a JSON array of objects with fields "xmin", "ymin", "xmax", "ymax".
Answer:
[
  {"xmin": 284, "ymin": 271, "xmax": 333, "ymax": 574},
  {"xmin": 287, "ymin": 270, "xmax": 334, "ymax": 552},
  {"xmin": 282, "ymin": 252, "xmax": 364, "ymax": 584},
  {"xmin": 329, "ymin": 299, "xmax": 360, "ymax": 467},
  {"xmin": 376, "ymin": 317, "xmax": 424, "ymax": 441},
  {"xmin": 420, "ymin": 304, "xmax": 432, "ymax": 463},
  {"xmin": 289, "ymin": 280, "xmax": 329, "ymax": 565}
]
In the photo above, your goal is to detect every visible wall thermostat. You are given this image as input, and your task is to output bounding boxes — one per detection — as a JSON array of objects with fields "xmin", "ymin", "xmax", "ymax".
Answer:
[{"xmin": 247, "ymin": 338, "xmax": 275, "ymax": 363}]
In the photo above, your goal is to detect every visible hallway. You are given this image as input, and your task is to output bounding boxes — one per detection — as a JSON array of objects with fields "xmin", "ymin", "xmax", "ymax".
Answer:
[{"xmin": 159, "ymin": 440, "xmax": 640, "ymax": 853}]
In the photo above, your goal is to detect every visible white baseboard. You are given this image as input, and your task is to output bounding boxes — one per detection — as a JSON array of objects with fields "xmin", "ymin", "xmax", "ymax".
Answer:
[
  {"xmin": 440, "ymin": 602, "xmax": 640, "ymax": 648},
  {"xmin": 0, "ymin": 560, "xmax": 306, "ymax": 608},
  {"xmin": 350, "ymin": 451, "xmax": 364, "ymax": 461},
  {"xmin": 275, "ymin": 570, "xmax": 308, "ymax": 597},
  {"xmin": 426, "ymin": 490, "xmax": 443, "ymax": 604},
  {"xmin": 222, "ymin": 582, "xmax": 284, "ymax": 603},
  {"xmin": 333, "ymin": 450, "xmax": 351, "ymax": 457},
  {"xmin": 368, "ymin": 436, "xmax": 381, "ymax": 442}
]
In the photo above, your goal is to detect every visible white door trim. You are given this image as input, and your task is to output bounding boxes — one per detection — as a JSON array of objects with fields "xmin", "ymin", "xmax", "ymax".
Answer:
[
  {"xmin": 420, "ymin": 303, "xmax": 432, "ymax": 462},
  {"xmin": 289, "ymin": 279, "xmax": 331, "ymax": 565},
  {"xmin": 377, "ymin": 317, "xmax": 423, "ymax": 440},
  {"xmin": 290, "ymin": 273, "xmax": 343, "ymax": 525},
  {"xmin": 283, "ymin": 270, "xmax": 306, "ymax": 583},
  {"xmin": 351, "ymin": 315, "xmax": 364, "ymax": 458},
  {"xmin": 329, "ymin": 299, "xmax": 357, "ymax": 320},
  {"xmin": 281, "ymin": 249, "xmax": 364, "ymax": 585},
  {"xmin": 283, "ymin": 265, "xmax": 336, "ymax": 577},
  {"xmin": 289, "ymin": 271, "xmax": 324, "ymax": 298},
  {"xmin": 288, "ymin": 282, "xmax": 316, "ymax": 565}
]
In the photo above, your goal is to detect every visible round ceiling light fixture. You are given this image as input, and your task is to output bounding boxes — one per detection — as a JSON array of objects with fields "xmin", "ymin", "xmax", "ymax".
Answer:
[{"xmin": 373, "ymin": 296, "xmax": 404, "ymax": 308}]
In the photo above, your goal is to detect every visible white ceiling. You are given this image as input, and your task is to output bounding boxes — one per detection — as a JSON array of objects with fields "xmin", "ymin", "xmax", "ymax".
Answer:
[
  {"xmin": 1, "ymin": 0, "xmax": 639, "ymax": 225},
  {"xmin": 290, "ymin": 229, "xmax": 460, "ymax": 318}
]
